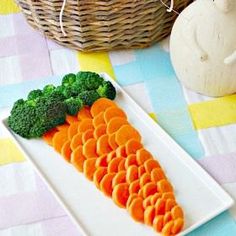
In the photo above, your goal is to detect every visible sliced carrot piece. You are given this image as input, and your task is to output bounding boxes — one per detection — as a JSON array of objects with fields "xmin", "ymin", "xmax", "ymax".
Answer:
[
  {"xmin": 143, "ymin": 182, "xmax": 157, "ymax": 198},
  {"xmin": 150, "ymin": 193, "xmax": 162, "ymax": 205},
  {"xmin": 100, "ymin": 173, "xmax": 116, "ymax": 197},
  {"xmin": 126, "ymin": 165, "xmax": 138, "ymax": 184},
  {"xmin": 164, "ymin": 212, "xmax": 172, "ymax": 225},
  {"xmin": 112, "ymin": 183, "xmax": 129, "ymax": 208},
  {"xmin": 115, "ymin": 124, "xmax": 141, "ymax": 146},
  {"xmin": 108, "ymin": 133, "xmax": 119, "ymax": 150},
  {"xmin": 143, "ymin": 195, "xmax": 152, "ymax": 209},
  {"xmin": 162, "ymin": 220, "xmax": 174, "ymax": 235},
  {"xmin": 108, "ymin": 157, "xmax": 124, "ymax": 173},
  {"xmin": 61, "ymin": 140, "xmax": 72, "ymax": 162},
  {"xmin": 140, "ymin": 173, "xmax": 151, "ymax": 188},
  {"xmin": 126, "ymin": 193, "xmax": 139, "ymax": 208},
  {"xmin": 52, "ymin": 130, "xmax": 68, "ymax": 153},
  {"xmin": 92, "ymin": 112, "xmax": 105, "ymax": 128},
  {"xmin": 165, "ymin": 199, "xmax": 176, "ymax": 212},
  {"xmin": 106, "ymin": 150, "xmax": 116, "ymax": 163},
  {"xmin": 125, "ymin": 139, "xmax": 143, "ymax": 155},
  {"xmin": 157, "ymin": 179, "xmax": 173, "ymax": 193},
  {"xmin": 112, "ymin": 171, "xmax": 126, "ymax": 188},
  {"xmin": 144, "ymin": 159, "xmax": 160, "ymax": 174},
  {"xmin": 93, "ymin": 167, "xmax": 107, "ymax": 189},
  {"xmin": 70, "ymin": 132, "xmax": 83, "ymax": 151},
  {"xmin": 136, "ymin": 148, "xmax": 152, "ymax": 165},
  {"xmin": 128, "ymin": 197, "xmax": 144, "ymax": 223},
  {"xmin": 94, "ymin": 124, "xmax": 106, "ymax": 139},
  {"xmin": 66, "ymin": 114, "xmax": 78, "ymax": 124},
  {"xmin": 155, "ymin": 198, "xmax": 166, "ymax": 215},
  {"xmin": 82, "ymin": 129, "xmax": 94, "ymax": 144},
  {"xmin": 83, "ymin": 138, "xmax": 98, "ymax": 158},
  {"xmin": 78, "ymin": 119, "xmax": 93, "ymax": 133},
  {"xmin": 138, "ymin": 165, "xmax": 146, "ymax": 177},
  {"xmin": 138, "ymin": 188, "xmax": 144, "ymax": 198},
  {"xmin": 125, "ymin": 154, "xmax": 137, "ymax": 169},
  {"xmin": 97, "ymin": 134, "xmax": 112, "ymax": 156},
  {"xmin": 116, "ymin": 145, "xmax": 127, "ymax": 157},
  {"xmin": 77, "ymin": 106, "xmax": 92, "ymax": 120},
  {"xmin": 162, "ymin": 192, "xmax": 175, "ymax": 200},
  {"xmin": 144, "ymin": 205, "xmax": 155, "ymax": 226},
  {"xmin": 56, "ymin": 123, "xmax": 69, "ymax": 131},
  {"xmin": 91, "ymin": 98, "xmax": 117, "ymax": 117},
  {"xmin": 104, "ymin": 106, "xmax": 127, "ymax": 123},
  {"xmin": 107, "ymin": 117, "xmax": 128, "ymax": 135},
  {"xmin": 153, "ymin": 215, "xmax": 164, "ymax": 233},
  {"xmin": 151, "ymin": 168, "xmax": 166, "ymax": 183},
  {"xmin": 118, "ymin": 159, "xmax": 126, "ymax": 171},
  {"xmin": 71, "ymin": 146, "xmax": 86, "ymax": 172},
  {"xmin": 129, "ymin": 179, "xmax": 140, "ymax": 194},
  {"xmin": 95, "ymin": 154, "xmax": 108, "ymax": 168},
  {"xmin": 83, "ymin": 158, "xmax": 97, "ymax": 181},
  {"xmin": 68, "ymin": 122, "xmax": 80, "ymax": 140},
  {"xmin": 172, "ymin": 218, "xmax": 184, "ymax": 234},
  {"xmin": 171, "ymin": 205, "xmax": 184, "ymax": 219},
  {"xmin": 43, "ymin": 128, "xmax": 58, "ymax": 146}
]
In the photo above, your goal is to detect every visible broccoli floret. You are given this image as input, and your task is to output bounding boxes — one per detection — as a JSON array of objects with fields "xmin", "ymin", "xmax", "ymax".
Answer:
[
  {"xmin": 62, "ymin": 73, "xmax": 76, "ymax": 87},
  {"xmin": 97, "ymin": 81, "xmax": 116, "ymax": 100},
  {"xmin": 65, "ymin": 97, "xmax": 83, "ymax": 116},
  {"xmin": 78, "ymin": 90, "xmax": 100, "ymax": 106},
  {"xmin": 27, "ymin": 89, "xmax": 42, "ymax": 101},
  {"xmin": 43, "ymin": 84, "xmax": 56, "ymax": 96}
]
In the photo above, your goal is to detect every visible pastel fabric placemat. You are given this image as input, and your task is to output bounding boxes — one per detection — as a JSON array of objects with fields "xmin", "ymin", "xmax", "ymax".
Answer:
[{"xmin": 1, "ymin": 2, "xmax": 236, "ymax": 235}]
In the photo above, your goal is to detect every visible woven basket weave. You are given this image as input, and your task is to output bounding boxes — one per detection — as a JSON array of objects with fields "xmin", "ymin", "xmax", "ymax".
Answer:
[{"xmin": 16, "ymin": 0, "xmax": 192, "ymax": 51}]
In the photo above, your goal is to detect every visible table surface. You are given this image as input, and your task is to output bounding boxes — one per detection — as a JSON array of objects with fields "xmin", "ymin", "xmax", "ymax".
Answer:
[{"xmin": 1, "ymin": 1, "xmax": 236, "ymax": 236}]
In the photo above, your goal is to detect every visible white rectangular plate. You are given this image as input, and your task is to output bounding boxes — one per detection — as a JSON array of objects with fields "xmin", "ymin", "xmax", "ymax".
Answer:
[{"xmin": 1, "ymin": 73, "xmax": 234, "ymax": 236}]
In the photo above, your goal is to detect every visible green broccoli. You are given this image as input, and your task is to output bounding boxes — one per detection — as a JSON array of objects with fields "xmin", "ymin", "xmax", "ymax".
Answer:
[
  {"xmin": 27, "ymin": 89, "xmax": 42, "ymax": 101},
  {"xmin": 62, "ymin": 73, "xmax": 76, "ymax": 87},
  {"xmin": 97, "ymin": 81, "xmax": 116, "ymax": 100},
  {"xmin": 78, "ymin": 90, "xmax": 101, "ymax": 106},
  {"xmin": 65, "ymin": 97, "xmax": 83, "ymax": 116},
  {"xmin": 43, "ymin": 84, "xmax": 56, "ymax": 96}
]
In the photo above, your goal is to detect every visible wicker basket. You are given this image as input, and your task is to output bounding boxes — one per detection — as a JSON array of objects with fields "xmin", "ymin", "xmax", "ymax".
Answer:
[{"xmin": 16, "ymin": 0, "xmax": 192, "ymax": 52}]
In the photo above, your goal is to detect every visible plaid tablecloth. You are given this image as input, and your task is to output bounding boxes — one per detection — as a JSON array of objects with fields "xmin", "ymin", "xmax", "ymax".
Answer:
[{"xmin": 1, "ymin": 1, "xmax": 236, "ymax": 235}]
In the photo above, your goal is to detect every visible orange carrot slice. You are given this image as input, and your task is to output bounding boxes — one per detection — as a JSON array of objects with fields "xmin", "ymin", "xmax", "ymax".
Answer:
[
  {"xmin": 52, "ymin": 130, "xmax": 68, "ymax": 153},
  {"xmin": 91, "ymin": 98, "xmax": 117, "ymax": 118},
  {"xmin": 106, "ymin": 150, "xmax": 116, "ymax": 163},
  {"xmin": 129, "ymin": 179, "xmax": 140, "ymax": 194},
  {"xmin": 118, "ymin": 159, "xmax": 126, "ymax": 171},
  {"xmin": 143, "ymin": 195, "xmax": 152, "ymax": 209},
  {"xmin": 82, "ymin": 129, "xmax": 94, "ymax": 144},
  {"xmin": 70, "ymin": 132, "xmax": 83, "ymax": 151},
  {"xmin": 93, "ymin": 167, "xmax": 107, "ymax": 189},
  {"xmin": 108, "ymin": 133, "xmax": 119, "ymax": 150},
  {"xmin": 43, "ymin": 128, "xmax": 58, "ymax": 146},
  {"xmin": 68, "ymin": 122, "xmax": 80, "ymax": 140},
  {"xmin": 151, "ymin": 168, "xmax": 166, "ymax": 183},
  {"xmin": 143, "ymin": 182, "xmax": 157, "ymax": 198},
  {"xmin": 104, "ymin": 106, "xmax": 127, "ymax": 123},
  {"xmin": 144, "ymin": 159, "xmax": 160, "ymax": 174},
  {"xmin": 165, "ymin": 199, "xmax": 176, "ymax": 212},
  {"xmin": 128, "ymin": 197, "xmax": 144, "ymax": 223},
  {"xmin": 150, "ymin": 193, "xmax": 162, "ymax": 205},
  {"xmin": 107, "ymin": 117, "xmax": 128, "ymax": 135},
  {"xmin": 112, "ymin": 183, "xmax": 129, "ymax": 208},
  {"xmin": 71, "ymin": 146, "xmax": 86, "ymax": 172},
  {"xmin": 171, "ymin": 205, "xmax": 184, "ymax": 219},
  {"xmin": 112, "ymin": 171, "xmax": 126, "ymax": 188},
  {"xmin": 92, "ymin": 112, "xmax": 105, "ymax": 128},
  {"xmin": 61, "ymin": 140, "xmax": 72, "ymax": 162},
  {"xmin": 125, "ymin": 139, "xmax": 143, "ymax": 155},
  {"xmin": 125, "ymin": 154, "xmax": 138, "ymax": 169},
  {"xmin": 115, "ymin": 124, "xmax": 141, "ymax": 146},
  {"xmin": 163, "ymin": 212, "xmax": 172, "ymax": 225},
  {"xmin": 108, "ymin": 157, "xmax": 124, "ymax": 173},
  {"xmin": 162, "ymin": 192, "xmax": 175, "ymax": 200},
  {"xmin": 83, "ymin": 158, "xmax": 97, "ymax": 181},
  {"xmin": 172, "ymin": 218, "xmax": 184, "ymax": 234},
  {"xmin": 100, "ymin": 173, "xmax": 116, "ymax": 197},
  {"xmin": 153, "ymin": 215, "xmax": 164, "ymax": 233},
  {"xmin": 157, "ymin": 179, "xmax": 173, "ymax": 193},
  {"xmin": 56, "ymin": 124, "xmax": 70, "ymax": 131},
  {"xmin": 116, "ymin": 145, "xmax": 127, "ymax": 157},
  {"xmin": 138, "ymin": 188, "xmax": 144, "ymax": 198},
  {"xmin": 126, "ymin": 193, "xmax": 139, "ymax": 208},
  {"xmin": 95, "ymin": 154, "xmax": 108, "ymax": 168},
  {"xmin": 144, "ymin": 205, "xmax": 155, "ymax": 226},
  {"xmin": 155, "ymin": 198, "xmax": 166, "ymax": 215},
  {"xmin": 126, "ymin": 165, "xmax": 138, "ymax": 184},
  {"xmin": 162, "ymin": 220, "xmax": 174, "ymax": 235},
  {"xmin": 78, "ymin": 119, "xmax": 93, "ymax": 133},
  {"xmin": 138, "ymin": 165, "xmax": 146, "ymax": 177},
  {"xmin": 77, "ymin": 106, "xmax": 92, "ymax": 120},
  {"xmin": 94, "ymin": 124, "xmax": 106, "ymax": 139},
  {"xmin": 140, "ymin": 173, "xmax": 151, "ymax": 188},
  {"xmin": 97, "ymin": 134, "xmax": 112, "ymax": 156},
  {"xmin": 83, "ymin": 138, "xmax": 98, "ymax": 158},
  {"xmin": 66, "ymin": 114, "xmax": 78, "ymax": 124},
  {"xmin": 136, "ymin": 148, "xmax": 152, "ymax": 165}
]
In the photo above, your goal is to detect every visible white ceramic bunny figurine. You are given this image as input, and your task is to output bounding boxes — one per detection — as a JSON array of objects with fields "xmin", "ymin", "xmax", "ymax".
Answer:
[{"xmin": 170, "ymin": 0, "xmax": 236, "ymax": 97}]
